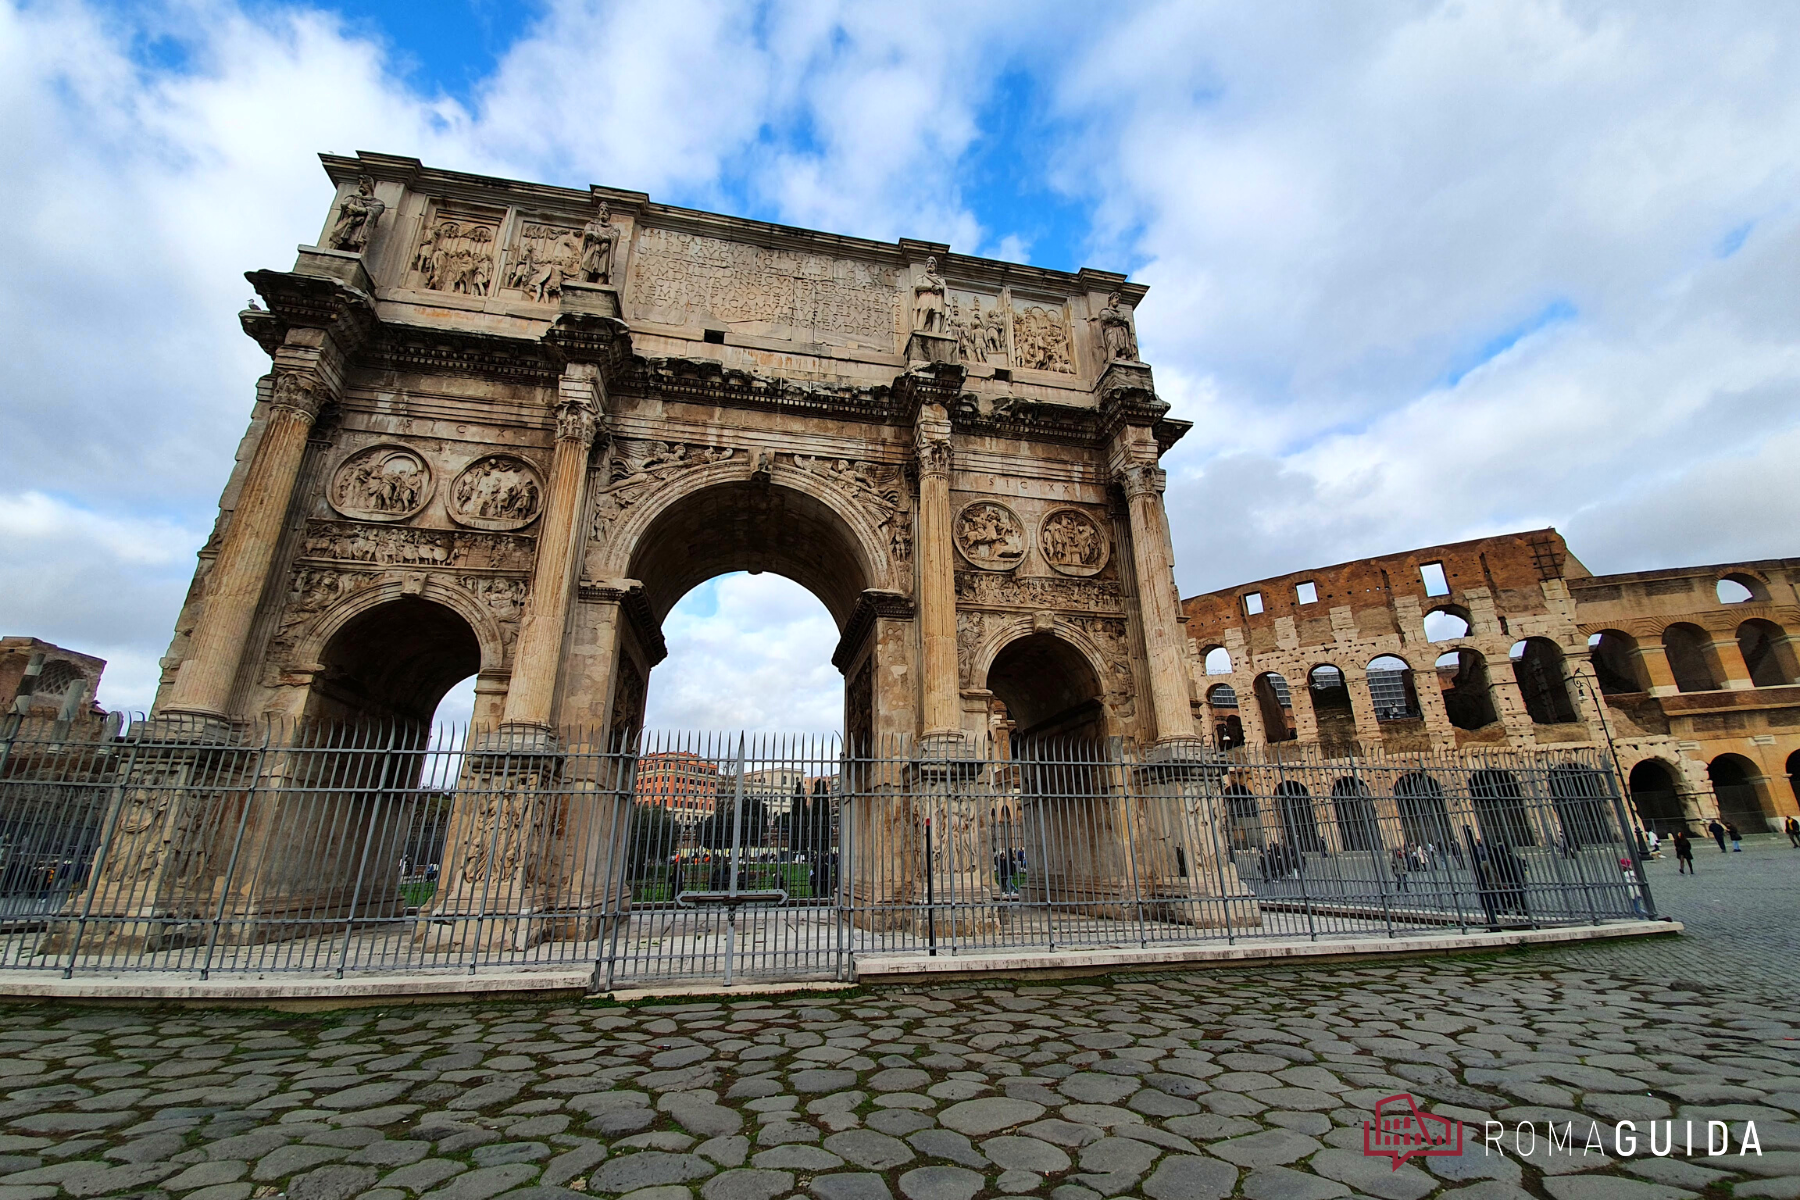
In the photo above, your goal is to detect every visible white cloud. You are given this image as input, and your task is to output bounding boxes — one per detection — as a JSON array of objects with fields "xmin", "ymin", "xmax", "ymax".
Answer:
[
  {"xmin": 645, "ymin": 574, "xmax": 843, "ymax": 736},
  {"xmin": 4, "ymin": 0, "xmax": 1798, "ymax": 731}
]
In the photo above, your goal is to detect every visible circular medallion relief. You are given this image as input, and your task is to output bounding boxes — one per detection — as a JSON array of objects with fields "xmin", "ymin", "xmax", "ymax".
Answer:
[
  {"xmin": 448, "ymin": 455, "xmax": 544, "ymax": 531},
  {"xmin": 328, "ymin": 444, "xmax": 433, "ymax": 522},
  {"xmin": 954, "ymin": 501, "xmax": 1026, "ymax": 571},
  {"xmin": 1038, "ymin": 507, "xmax": 1110, "ymax": 577}
]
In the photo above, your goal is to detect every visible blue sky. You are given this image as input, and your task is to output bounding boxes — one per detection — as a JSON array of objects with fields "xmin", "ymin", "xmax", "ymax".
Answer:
[{"xmin": 2, "ymin": 0, "xmax": 1798, "ymax": 731}]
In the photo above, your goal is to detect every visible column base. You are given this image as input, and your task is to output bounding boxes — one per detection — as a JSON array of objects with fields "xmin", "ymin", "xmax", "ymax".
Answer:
[
  {"xmin": 477, "ymin": 723, "xmax": 561, "ymax": 756},
  {"xmin": 138, "ymin": 710, "xmax": 238, "ymax": 744}
]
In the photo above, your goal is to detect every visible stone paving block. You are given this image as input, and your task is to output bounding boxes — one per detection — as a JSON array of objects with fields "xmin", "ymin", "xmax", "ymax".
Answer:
[
  {"xmin": 751, "ymin": 1146, "xmax": 841, "ymax": 1170},
  {"xmin": 903, "ymin": 1131, "xmax": 984, "ymax": 1169},
  {"xmin": 1542, "ymin": 1179, "xmax": 1694, "ymax": 1200},
  {"xmin": 935, "ymin": 1099, "xmax": 1042, "ymax": 1137},
  {"xmin": 288, "ymin": 1164, "xmax": 379, "ymax": 1200},
  {"xmin": 700, "ymin": 1168, "xmax": 792, "ymax": 1200},
  {"xmin": 185, "ymin": 1186, "xmax": 253, "ymax": 1200},
  {"xmin": 895, "ymin": 1166, "xmax": 981, "ymax": 1200},
  {"xmin": 977, "ymin": 1136, "xmax": 1068, "ymax": 1173},
  {"xmin": 381, "ymin": 1158, "xmax": 469, "ymax": 1192},
  {"xmin": 422, "ymin": 1165, "xmax": 543, "ymax": 1200},
  {"xmin": 1310, "ymin": 1149, "xmax": 1436, "ymax": 1200},
  {"xmin": 1242, "ymin": 1165, "xmax": 1352, "ymax": 1200},
  {"xmin": 589, "ymin": 1154, "xmax": 715, "ymax": 1195},
  {"xmin": 543, "ymin": 1141, "xmax": 609, "ymax": 1186},
  {"xmin": 810, "ymin": 1173, "xmax": 894, "ymax": 1200},
  {"xmin": 823, "ymin": 1131, "xmax": 913, "ymax": 1170},
  {"xmin": 165, "ymin": 1161, "xmax": 250, "ymax": 1191},
  {"xmin": 1211, "ymin": 1128, "xmax": 1322, "ymax": 1167},
  {"xmin": 1140, "ymin": 1154, "xmax": 1238, "ymax": 1200}
]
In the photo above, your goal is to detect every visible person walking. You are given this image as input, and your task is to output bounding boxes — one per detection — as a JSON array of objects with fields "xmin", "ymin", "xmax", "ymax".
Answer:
[
  {"xmin": 1673, "ymin": 828, "xmax": 1695, "ymax": 874},
  {"xmin": 1726, "ymin": 822, "xmax": 1743, "ymax": 852},
  {"xmin": 1785, "ymin": 815, "xmax": 1800, "ymax": 849},
  {"xmin": 1707, "ymin": 819, "xmax": 1728, "ymax": 853}
]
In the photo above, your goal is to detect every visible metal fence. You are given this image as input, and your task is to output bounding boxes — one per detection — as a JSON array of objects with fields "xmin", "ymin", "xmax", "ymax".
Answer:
[{"xmin": 0, "ymin": 717, "xmax": 1656, "ymax": 988}]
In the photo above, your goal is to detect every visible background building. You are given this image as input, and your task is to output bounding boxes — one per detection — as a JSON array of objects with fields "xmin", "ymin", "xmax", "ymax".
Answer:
[{"xmin": 1181, "ymin": 531, "xmax": 1800, "ymax": 834}]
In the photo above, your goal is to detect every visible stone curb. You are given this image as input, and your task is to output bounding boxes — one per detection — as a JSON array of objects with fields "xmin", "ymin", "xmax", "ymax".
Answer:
[
  {"xmin": 854, "ymin": 919, "xmax": 1684, "ymax": 982},
  {"xmin": 0, "ymin": 920, "xmax": 1680, "ymax": 1007}
]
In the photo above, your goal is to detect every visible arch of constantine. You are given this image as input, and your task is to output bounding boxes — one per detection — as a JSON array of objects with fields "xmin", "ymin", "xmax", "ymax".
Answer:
[
  {"xmin": 0, "ymin": 154, "xmax": 1659, "ymax": 981},
  {"xmin": 156, "ymin": 152, "xmax": 1197, "ymax": 761}
]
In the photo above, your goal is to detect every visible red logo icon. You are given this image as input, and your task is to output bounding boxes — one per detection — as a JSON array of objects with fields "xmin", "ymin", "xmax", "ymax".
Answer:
[{"xmin": 1364, "ymin": 1093, "xmax": 1463, "ymax": 1169}]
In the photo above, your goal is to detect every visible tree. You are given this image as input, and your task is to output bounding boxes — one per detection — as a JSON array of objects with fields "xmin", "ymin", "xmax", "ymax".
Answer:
[{"xmin": 626, "ymin": 802, "xmax": 680, "ymax": 882}]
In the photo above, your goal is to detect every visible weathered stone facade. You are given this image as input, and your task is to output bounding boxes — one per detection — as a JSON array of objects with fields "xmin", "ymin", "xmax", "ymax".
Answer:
[
  {"xmin": 1180, "ymin": 531, "xmax": 1800, "ymax": 833},
  {"xmin": 152, "ymin": 152, "xmax": 1197, "ymax": 760},
  {"xmin": 0, "ymin": 637, "xmax": 108, "ymax": 741}
]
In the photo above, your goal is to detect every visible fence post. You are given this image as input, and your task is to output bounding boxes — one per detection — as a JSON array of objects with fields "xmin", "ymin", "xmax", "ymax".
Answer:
[
  {"xmin": 1115, "ymin": 744, "xmax": 1150, "ymax": 949},
  {"xmin": 333, "ymin": 726, "xmax": 397, "ymax": 979},
  {"xmin": 833, "ymin": 742, "xmax": 851, "ymax": 984},
  {"xmin": 594, "ymin": 730, "xmax": 639, "ymax": 994},
  {"xmin": 60, "ymin": 721, "xmax": 146, "ymax": 978},
  {"xmin": 1351, "ymin": 753, "xmax": 1395, "ymax": 939},
  {"xmin": 199, "ymin": 723, "xmax": 270, "ymax": 980},
  {"xmin": 1603, "ymin": 758, "xmax": 1657, "ymax": 920},
  {"xmin": 1195, "ymin": 744, "xmax": 1237, "ymax": 946},
  {"xmin": 1271, "ymin": 751, "xmax": 1317, "ymax": 942}
]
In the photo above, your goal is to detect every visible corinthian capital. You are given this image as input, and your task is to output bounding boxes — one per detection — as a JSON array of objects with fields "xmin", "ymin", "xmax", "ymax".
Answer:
[
  {"xmin": 914, "ymin": 402, "xmax": 953, "ymax": 479},
  {"xmin": 556, "ymin": 397, "xmax": 598, "ymax": 446},
  {"xmin": 1117, "ymin": 462, "xmax": 1166, "ymax": 499},
  {"xmin": 269, "ymin": 371, "xmax": 327, "ymax": 421}
]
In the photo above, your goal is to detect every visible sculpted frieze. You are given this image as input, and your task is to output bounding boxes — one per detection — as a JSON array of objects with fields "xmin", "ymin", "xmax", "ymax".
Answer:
[
  {"xmin": 301, "ymin": 520, "xmax": 535, "ymax": 571},
  {"xmin": 954, "ymin": 501, "xmax": 1025, "ymax": 572},
  {"xmin": 502, "ymin": 222, "xmax": 582, "ymax": 304},
  {"xmin": 327, "ymin": 445, "xmax": 433, "ymax": 522},
  {"xmin": 412, "ymin": 215, "xmax": 500, "ymax": 296},
  {"xmin": 946, "ymin": 292, "xmax": 1007, "ymax": 366},
  {"xmin": 1012, "ymin": 303, "xmax": 1075, "ymax": 373},
  {"xmin": 1039, "ymin": 507, "xmax": 1109, "ymax": 577},
  {"xmin": 954, "ymin": 570, "xmax": 1123, "ymax": 613},
  {"xmin": 449, "ymin": 456, "xmax": 543, "ymax": 531},
  {"xmin": 628, "ymin": 227, "xmax": 899, "ymax": 345},
  {"xmin": 789, "ymin": 454, "xmax": 912, "ymax": 564},
  {"xmin": 461, "ymin": 575, "xmax": 527, "ymax": 651},
  {"xmin": 590, "ymin": 439, "xmax": 739, "ymax": 546}
]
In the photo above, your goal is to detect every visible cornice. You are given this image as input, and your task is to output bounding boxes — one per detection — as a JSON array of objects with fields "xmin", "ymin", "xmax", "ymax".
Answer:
[
  {"xmin": 362, "ymin": 322, "xmax": 562, "ymax": 385},
  {"xmin": 319, "ymin": 151, "xmax": 1142, "ymax": 299},
  {"xmin": 245, "ymin": 270, "xmax": 379, "ymax": 356},
  {"xmin": 832, "ymin": 589, "xmax": 915, "ymax": 671},
  {"xmin": 615, "ymin": 356, "xmax": 903, "ymax": 424},
  {"xmin": 578, "ymin": 582, "xmax": 668, "ymax": 667}
]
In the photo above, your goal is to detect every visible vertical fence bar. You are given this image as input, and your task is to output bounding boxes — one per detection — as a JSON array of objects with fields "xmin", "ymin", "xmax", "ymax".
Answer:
[
  {"xmin": 199, "ymin": 723, "xmax": 271, "ymax": 980},
  {"xmin": 60, "ymin": 726, "xmax": 144, "ymax": 978}
]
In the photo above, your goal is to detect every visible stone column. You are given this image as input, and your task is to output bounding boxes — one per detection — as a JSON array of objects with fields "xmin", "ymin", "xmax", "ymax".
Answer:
[
  {"xmin": 1707, "ymin": 633, "xmax": 1754, "ymax": 689},
  {"xmin": 500, "ymin": 365, "xmax": 600, "ymax": 738},
  {"xmin": 914, "ymin": 402, "xmax": 960, "ymax": 741},
  {"xmin": 162, "ymin": 367, "xmax": 330, "ymax": 726},
  {"xmin": 1113, "ymin": 442, "xmax": 1199, "ymax": 751}
]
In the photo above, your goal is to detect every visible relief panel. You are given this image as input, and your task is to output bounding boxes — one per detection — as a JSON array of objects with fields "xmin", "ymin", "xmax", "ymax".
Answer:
[
  {"xmin": 627, "ymin": 227, "xmax": 900, "ymax": 347},
  {"xmin": 500, "ymin": 220, "xmax": 584, "ymax": 305},
  {"xmin": 449, "ymin": 455, "xmax": 544, "ymax": 531},
  {"xmin": 945, "ymin": 291, "xmax": 1009, "ymax": 367},
  {"xmin": 1011, "ymin": 300, "xmax": 1075, "ymax": 373},
  {"xmin": 410, "ymin": 206, "xmax": 504, "ymax": 297},
  {"xmin": 1038, "ymin": 507, "xmax": 1109, "ymax": 577},
  {"xmin": 327, "ymin": 445, "xmax": 433, "ymax": 523},
  {"xmin": 955, "ymin": 501, "xmax": 1026, "ymax": 572}
]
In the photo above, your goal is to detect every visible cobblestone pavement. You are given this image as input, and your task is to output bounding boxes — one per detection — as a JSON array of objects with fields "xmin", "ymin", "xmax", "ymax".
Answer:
[
  {"xmin": 1541, "ymin": 835, "xmax": 1800, "ymax": 997},
  {"xmin": 2, "ymin": 840, "xmax": 1798, "ymax": 1200}
]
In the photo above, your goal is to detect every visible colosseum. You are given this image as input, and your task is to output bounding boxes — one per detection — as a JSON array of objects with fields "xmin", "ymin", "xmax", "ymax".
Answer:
[{"xmin": 1181, "ymin": 529, "xmax": 1800, "ymax": 835}]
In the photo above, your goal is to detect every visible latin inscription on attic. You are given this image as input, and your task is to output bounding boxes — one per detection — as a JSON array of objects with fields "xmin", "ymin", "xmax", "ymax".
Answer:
[{"xmin": 627, "ymin": 227, "xmax": 900, "ymax": 346}]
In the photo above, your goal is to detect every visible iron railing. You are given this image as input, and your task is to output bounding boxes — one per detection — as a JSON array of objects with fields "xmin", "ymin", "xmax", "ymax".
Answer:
[{"xmin": 0, "ymin": 717, "xmax": 1656, "ymax": 987}]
